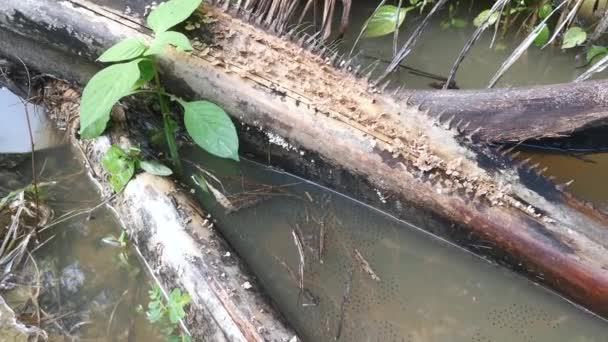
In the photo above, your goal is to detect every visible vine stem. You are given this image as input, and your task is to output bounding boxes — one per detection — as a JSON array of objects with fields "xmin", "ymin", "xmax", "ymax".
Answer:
[{"xmin": 153, "ymin": 62, "xmax": 182, "ymax": 172}]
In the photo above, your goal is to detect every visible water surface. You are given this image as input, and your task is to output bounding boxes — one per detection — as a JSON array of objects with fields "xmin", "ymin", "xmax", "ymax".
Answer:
[{"xmin": 182, "ymin": 146, "xmax": 608, "ymax": 342}]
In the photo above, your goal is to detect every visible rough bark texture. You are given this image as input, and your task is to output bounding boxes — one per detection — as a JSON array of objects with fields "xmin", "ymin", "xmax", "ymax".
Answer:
[
  {"xmin": 40, "ymin": 82, "xmax": 297, "ymax": 342},
  {"xmin": 2, "ymin": 0, "xmax": 608, "ymax": 321},
  {"xmin": 408, "ymin": 82, "xmax": 608, "ymax": 142}
]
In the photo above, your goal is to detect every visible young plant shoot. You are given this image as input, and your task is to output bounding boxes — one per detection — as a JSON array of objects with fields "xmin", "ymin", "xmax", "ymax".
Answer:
[{"xmin": 79, "ymin": 0, "xmax": 239, "ymax": 192}]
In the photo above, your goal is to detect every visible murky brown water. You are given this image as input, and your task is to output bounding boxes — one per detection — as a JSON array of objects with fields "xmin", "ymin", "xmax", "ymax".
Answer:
[
  {"xmin": 182, "ymin": 145, "xmax": 608, "ymax": 342},
  {"xmin": 0, "ymin": 88, "xmax": 163, "ymax": 341}
]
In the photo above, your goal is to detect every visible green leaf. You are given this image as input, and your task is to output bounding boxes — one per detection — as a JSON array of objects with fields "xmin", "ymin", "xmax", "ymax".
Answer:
[
  {"xmin": 169, "ymin": 289, "xmax": 184, "ymax": 303},
  {"xmin": 180, "ymin": 100, "xmax": 239, "ymax": 161},
  {"xmin": 140, "ymin": 160, "xmax": 173, "ymax": 176},
  {"xmin": 147, "ymin": 0, "xmax": 203, "ymax": 34},
  {"xmin": 102, "ymin": 146, "xmax": 135, "ymax": 192},
  {"xmin": 98, "ymin": 37, "xmax": 148, "ymax": 62},
  {"xmin": 538, "ymin": 4, "xmax": 553, "ymax": 19},
  {"xmin": 473, "ymin": 9, "xmax": 499, "ymax": 27},
  {"xmin": 147, "ymin": 307, "xmax": 164, "ymax": 323},
  {"xmin": 562, "ymin": 27, "xmax": 587, "ymax": 49},
  {"xmin": 533, "ymin": 24, "xmax": 550, "ymax": 47},
  {"xmin": 586, "ymin": 45, "xmax": 608, "ymax": 63},
  {"xmin": 363, "ymin": 5, "xmax": 409, "ymax": 38},
  {"xmin": 451, "ymin": 18, "xmax": 467, "ymax": 29},
  {"xmin": 79, "ymin": 60, "xmax": 141, "ymax": 138},
  {"xmin": 144, "ymin": 31, "xmax": 193, "ymax": 56},
  {"xmin": 133, "ymin": 59, "xmax": 156, "ymax": 89}
]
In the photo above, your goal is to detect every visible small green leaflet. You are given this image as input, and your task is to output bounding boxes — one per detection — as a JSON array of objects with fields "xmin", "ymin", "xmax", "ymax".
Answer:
[
  {"xmin": 102, "ymin": 146, "xmax": 136, "ymax": 192},
  {"xmin": 98, "ymin": 37, "xmax": 148, "ymax": 63},
  {"xmin": 363, "ymin": 5, "xmax": 409, "ymax": 38},
  {"xmin": 167, "ymin": 288, "xmax": 191, "ymax": 324},
  {"xmin": 140, "ymin": 160, "xmax": 173, "ymax": 176},
  {"xmin": 147, "ymin": 0, "xmax": 203, "ymax": 34},
  {"xmin": 533, "ymin": 24, "xmax": 550, "ymax": 47},
  {"xmin": 587, "ymin": 45, "xmax": 608, "ymax": 64},
  {"xmin": 473, "ymin": 9, "xmax": 499, "ymax": 28},
  {"xmin": 79, "ymin": 60, "xmax": 141, "ymax": 138},
  {"xmin": 562, "ymin": 27, "xmax": 587, "ymax": 49},
  {"xmin": 538, "ymin": 4, "xmax": 553, "ymax": 19},
  {"xmin": 180, "ymin": 100, "xmax": 239, "ymax": 161},
  {"xmin": 145, "ymin": 31, "xmax": 193, "ymax": 56}
]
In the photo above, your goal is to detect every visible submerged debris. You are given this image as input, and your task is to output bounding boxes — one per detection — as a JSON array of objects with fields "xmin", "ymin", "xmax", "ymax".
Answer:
[{"xmin": 353, "ymin": 249, "xmax": 380, "ymax": 282}]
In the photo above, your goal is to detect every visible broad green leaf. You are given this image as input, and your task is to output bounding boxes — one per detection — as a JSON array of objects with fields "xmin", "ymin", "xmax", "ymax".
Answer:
[
  {"xmin": 180, "ymin": 100, "xmax": 239, "ymax": 161},
  {"xmin": 140, "ymin": 160, "xmax": 173, "ymax": 176},
  {"xmin": 562, "ymin": 27, "xmax": 587, "ymax": 49},
  {"xmin": 363, "ymin": 5, "xmax": 409, "ymax": 38},
  {"xmin": 79, "ymin": 60, "xmax": 141, "ymax": 138},
  {"xmin": 147, "ymin": 0, "xmax": 203, "ymax": 34},
  {"xmin": 133, "ymin": 58, "xmax": 156, "ymax": 89},
  {"xmin": 538, "ymin": 4, "xmax": 553, "ymax": 19},
  {"xmin": 586, "ymin": 45, "xmax": 608, "ymax": 63},
  {"xmin": 533, "ymin": 24, "xmax": 550, "ymax": 47},
  {"xmin": 102, "ymin": 146, "xmax": 135, "ymax": 192},
  {"xmin": 473, "ymin": 9, "xmax": 499, "ymax": 27},
  {"xmin": 98, "ymin": 37, "xmax": 148, "ymax": 62},
  {"xmin": 144, "ymin": 31, "xmax": 193, "ymax": 56}
]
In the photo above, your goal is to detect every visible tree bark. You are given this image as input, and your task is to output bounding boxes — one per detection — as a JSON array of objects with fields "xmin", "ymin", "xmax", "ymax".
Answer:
[
  {"xmin": 2, "ymin": 0, "xmax": 608, "ymax": 322},
  {"xmin": 407, "ymin": 81, "xmax": 608, "ymax": 142}
]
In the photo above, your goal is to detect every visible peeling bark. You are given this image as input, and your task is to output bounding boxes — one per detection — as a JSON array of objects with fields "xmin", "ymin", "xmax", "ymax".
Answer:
[{"xmin": 2, "ymin": 0, "xmax": 608, "ymax": 321}]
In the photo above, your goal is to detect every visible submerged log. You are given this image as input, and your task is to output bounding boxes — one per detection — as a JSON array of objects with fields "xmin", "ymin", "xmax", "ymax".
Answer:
[{"xmin": 2, "ymin": 0, "xmax": 608, "ymax": 323}]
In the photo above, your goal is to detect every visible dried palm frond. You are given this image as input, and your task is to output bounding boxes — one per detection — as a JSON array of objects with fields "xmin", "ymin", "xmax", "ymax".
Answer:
[
  {"xmin": 213, "ymin": 0, "xmax": 352, "ymax": 38},
  {"xmin": 0, "ymin": 183, "xmax": 54, "ymax": 283},
  {"xmin": 487, "ymin": 1, "xmax": 568, "ymax": 88}
]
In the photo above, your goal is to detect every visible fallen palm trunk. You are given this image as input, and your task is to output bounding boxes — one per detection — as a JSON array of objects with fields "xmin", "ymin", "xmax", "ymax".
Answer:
[
  {"xmin": 407, "ymin": 81, "xmax": 608, "ymax": 142},
  {"xmin": 2, "ymin": 0, "xmax": 608, "ymax": 321}
]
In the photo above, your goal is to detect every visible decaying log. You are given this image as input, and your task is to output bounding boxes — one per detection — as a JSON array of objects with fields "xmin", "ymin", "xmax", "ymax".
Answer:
[
  {"xmin": 407, "ymin": 81, "xmax": 608, "ymax": 143},
  {"xmin": 3, "ymin": 0, "xmax": 608, "ymax": 322},
  {"xmin": 38, "ymin": 85, "xmax": 297, "ymax": 341}
]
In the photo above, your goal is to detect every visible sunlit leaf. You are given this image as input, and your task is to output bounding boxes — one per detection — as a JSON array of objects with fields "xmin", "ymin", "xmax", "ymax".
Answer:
[
  {"xmin": 363, "ymin": 5, "xmax": 409, "ymax": 38},
  {"xmin": 533, "ymin": 24, "xmax": 550, "ymax": 47},
  {"xmin": 147, "ymin": 0, "xmax": 203, "ymax": 34},
  {"xmin": 98, "ymin": 37, "xmax": 148, "ymax": 62},
  {"xmin": 180, "ymin": 100, "xmax": 239, "ymax": 161},
  {"xmin": 473, "ymin": 9, "xmax": 499, "ymax": 27},
  {"xmin": 562, "ymin": 27, "xmax": 587, "ymax": 49},
  {"xmin": 140, "ymin": 160, "xmax": 173, "ymax": 176},
  {"xmin": 79, "ymin": 60, "xmax": 141, "ymax": 138},
  {"xmin": 145, "ymin": 31, "xmax": 193, "ymax": 56}
]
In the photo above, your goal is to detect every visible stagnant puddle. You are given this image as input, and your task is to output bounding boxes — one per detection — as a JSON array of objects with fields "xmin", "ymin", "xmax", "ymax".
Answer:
[
  {"xmin": 0, "ymin": 88, "xmax": 163, "ymax": 341},
  {"xmin": 180, "ymin": 145, "xmax": 608, "ymax": 342}
]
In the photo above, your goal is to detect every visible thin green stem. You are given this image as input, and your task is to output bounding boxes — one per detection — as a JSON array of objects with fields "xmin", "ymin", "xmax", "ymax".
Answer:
[{"xmin": 153, "ymin": 63, "xmax": 182, "ymax": 172}]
